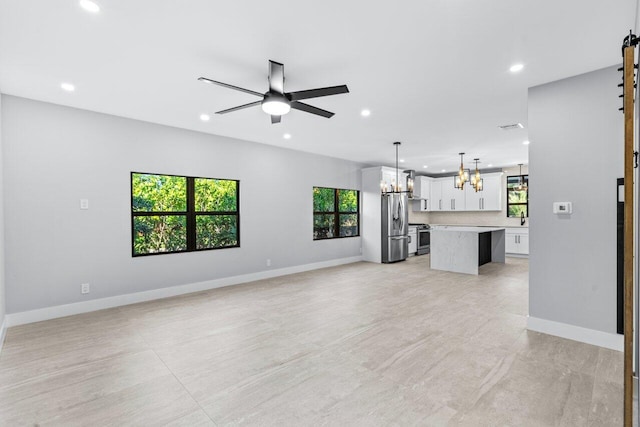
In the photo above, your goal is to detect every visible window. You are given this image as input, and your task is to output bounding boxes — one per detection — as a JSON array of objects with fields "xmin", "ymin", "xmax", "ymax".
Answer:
[
  {"xmin": 131, "ymin": 172, "xmax": 239, "ymax": 256},
  {"xmin": 313, "ymin": 187, "xmax": 359, "ymax": 239},
  {"xmin": 506, "ymin": 175, "xmax": 528, "ymax": 217}
]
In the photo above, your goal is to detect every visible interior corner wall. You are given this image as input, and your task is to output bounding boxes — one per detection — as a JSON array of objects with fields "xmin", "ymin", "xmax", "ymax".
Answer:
[
  {"xmin": 0, "ymin": 94, "xmax": 6, "ymax": 346},
  {"xmin": 1, "ymin": 95, "xmax": 364, "ymax": 315},
  {"xmin": 528, "ymin": 65, "xmax": 623, "ymax": 335}
]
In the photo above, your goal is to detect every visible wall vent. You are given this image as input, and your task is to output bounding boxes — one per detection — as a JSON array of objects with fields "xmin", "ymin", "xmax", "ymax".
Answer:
[{"xmin": 498, "ymin": 123, "xmax": 524, "ymax": 130}]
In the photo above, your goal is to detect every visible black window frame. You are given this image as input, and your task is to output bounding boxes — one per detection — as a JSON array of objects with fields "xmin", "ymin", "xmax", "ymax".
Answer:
[
  {"xmin": 506, "ymin": 174, "xmax": 529, "ymax": 218},
  {"xmin": 131, "ymin": 172, "xmax": 240, "ymax": 257},
  {"xmin": 313, "ymin": 187, "xmax": 360, "ymax": 240}
]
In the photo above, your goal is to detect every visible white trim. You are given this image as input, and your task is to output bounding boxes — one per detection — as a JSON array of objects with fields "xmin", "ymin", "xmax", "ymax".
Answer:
[
  {"xmin": 506, "ymin": 253, "xmax": 529, "ymax": 258},
  {"xmin": 0, "ymin": 317, "xmax": 6, "ymax": 354},
  {"xmin": 6, "ymin": 256, "xmax": 362, "ymax": 327},
  {"xmin": 527, "ymin": 316, "xmax": 623, "ymax": 352}
]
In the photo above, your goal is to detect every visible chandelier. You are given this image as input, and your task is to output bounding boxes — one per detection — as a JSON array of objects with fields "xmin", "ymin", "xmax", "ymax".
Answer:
[
  {"xmin": 471, "ymin": 158, "xmax": 483, "ymax": 192},
  {"xmin": 380, "ymin": 142, "xmax": 413, "ymax": 196},
  {"xmin": 454, "ymin": 152, "xmax": 470, "ymax": 190}
]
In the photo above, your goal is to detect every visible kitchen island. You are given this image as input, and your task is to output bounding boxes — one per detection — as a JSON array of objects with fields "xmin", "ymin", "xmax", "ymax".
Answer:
[{"xmin": 430, "ymin": 226, "xmax": 505, "ymax": 275}]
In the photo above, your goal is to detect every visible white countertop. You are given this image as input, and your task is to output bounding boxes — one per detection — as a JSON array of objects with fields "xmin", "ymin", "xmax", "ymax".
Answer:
[{"xmin": 430, "ymin": 226, "xmax": 505, "ymax": 233}]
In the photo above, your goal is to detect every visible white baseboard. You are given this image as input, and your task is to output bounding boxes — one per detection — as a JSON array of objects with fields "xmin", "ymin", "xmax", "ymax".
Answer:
[
  {"xmin": 506, "ymin": 253, "xmax": 529, "ymax": 258},
  {"xmin": 0, "ymin": 317, "xmax": 6, "ymax": 354},
  {"xmin": 6, "ymin": 256, "xmax": 363, "ymax": 327},
  {"xmin": 527, "ymin": 316, "xmax": 623, "ymax": 352}
]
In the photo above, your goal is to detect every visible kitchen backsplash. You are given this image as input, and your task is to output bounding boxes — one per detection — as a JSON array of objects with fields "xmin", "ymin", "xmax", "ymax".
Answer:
[{"xmin": 409, "ymin": 210, "xmax": 528, "ymax": 227}]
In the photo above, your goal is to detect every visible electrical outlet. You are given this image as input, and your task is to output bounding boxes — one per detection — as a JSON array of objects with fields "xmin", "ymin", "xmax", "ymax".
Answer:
[
  {"xmin": 81, "ymin": 283, "xmax": 90, "ymax": 294},
  {"xmin": 266, "ymin": 259, "xmax": 271, "ymax": 267}
]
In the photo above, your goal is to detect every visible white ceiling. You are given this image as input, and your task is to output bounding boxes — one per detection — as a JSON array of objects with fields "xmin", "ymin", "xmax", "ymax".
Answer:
[{"xmin": 0, "ymin": 1, "xmax": 636, "ymax": 172}]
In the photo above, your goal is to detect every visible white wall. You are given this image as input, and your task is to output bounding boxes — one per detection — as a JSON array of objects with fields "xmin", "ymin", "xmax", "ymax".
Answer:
[
  {"xmin": 409, "ymin": 166, "xmax": 529, "ymax": 228},
  {"xmin": 528, "ymin": 66, "xmax": 623, "ymax": 340},
  {"xmin": 1, "ymin": 95, "xmax": 364, "ymax": 315},
  {"xmin": 0, "ymin": 93, "xmax": 6, "ymax": 348}
]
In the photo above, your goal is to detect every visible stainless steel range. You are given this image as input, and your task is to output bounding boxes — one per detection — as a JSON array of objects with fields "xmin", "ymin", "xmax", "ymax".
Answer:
[{"xmin": 409, "ymin": 223, "xmax": 430, "ymax": 255}]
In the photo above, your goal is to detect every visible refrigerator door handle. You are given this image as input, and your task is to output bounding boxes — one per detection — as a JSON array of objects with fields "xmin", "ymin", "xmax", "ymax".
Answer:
[{"xmin": 390, "ymin": 236, "xmax": 409, "ymax": 240}]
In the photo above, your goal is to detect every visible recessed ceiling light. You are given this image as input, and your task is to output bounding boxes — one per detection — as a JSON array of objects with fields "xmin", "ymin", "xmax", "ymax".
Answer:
[
  {"xmin": 361, "ymin": 109, "xmax": 371, "ymax": 117},
  {"xmin": 60, "ymin": 82, "xmax": 75, "ymax": 92},
  {"xmin": 199, "ymin": 114, "xmax": 210, "ymax": 122},
  {"xmin": 283, "ymin": 133, "xmax": 291, "ymax": 140},
  {"xmin": 509, "ymin": 63, "xmax": 524, "ymax": 73},
  {"xmin": 423, "ymin": 165, "xmax": 428, "ymax": 168},
  {"xmin": 79, "ymin": 0, "xmax": 100, "ymax": 13},
  {"xmin": 523, "ymin": 140, "xmax": 530, "ymax": 145},
  {"xmin": 441, "ymin": 169, "xmax": 446, "ymax": 173},
  {"xmin": 399, "ymin": 159, "xmax": 405, "ymax": 163},
  {"xmin": 488, "ymin": 164, "xmax": 493, "ymax": 167}
]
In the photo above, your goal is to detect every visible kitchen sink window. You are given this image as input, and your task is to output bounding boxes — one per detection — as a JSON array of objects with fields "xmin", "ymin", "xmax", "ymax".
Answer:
[
  {"xmin": 506, "ymin": 175, "xmax": 529, "ymax": 218},
  {"xmin": 131, "ymin": 172, "xmax": 239, "ymax": 256},
  {"xmin": 313, "ymin": 187, "xmax": 359, "ymax": 240}
]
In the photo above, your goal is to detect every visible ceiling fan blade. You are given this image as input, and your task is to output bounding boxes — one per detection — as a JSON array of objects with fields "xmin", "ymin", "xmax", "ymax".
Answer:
[
  {"xmin": 287, "ymin": 85, "xmax": 349, "ymax": 101},
  {"xmin": 198, "ymin": 77, "xmax": 263, "ymax": 97},
  {"xmin": 290, "ymin": 101, "xmax": 334, "ymax": 118},
  {"xmin": 269, "ymin": 60, "xmax": 285, "ymax": 94},
  {"xmin": 271, "ymin": 115, "xmax": 281, "ymax": 124},
  {"xmin": 216, "ymin": 100, "xmax": 262, "ymax": 114}
]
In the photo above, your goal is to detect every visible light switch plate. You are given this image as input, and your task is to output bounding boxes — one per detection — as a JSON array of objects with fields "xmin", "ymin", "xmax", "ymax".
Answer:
[
  {"xmin": 553, "ymin": 201, "xmax": 572, "ymax": 214},
  {"xmin": 80, "ymin": 199, "xmax": 89, "ymax": 210}
]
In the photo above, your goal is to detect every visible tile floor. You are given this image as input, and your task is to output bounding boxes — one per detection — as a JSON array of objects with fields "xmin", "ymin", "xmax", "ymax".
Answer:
[{"xmin": 0, "ymin": 256, "xmax": 623, "ymax": 426}]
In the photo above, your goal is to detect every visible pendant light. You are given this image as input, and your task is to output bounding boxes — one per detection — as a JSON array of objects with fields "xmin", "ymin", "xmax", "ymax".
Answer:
[
  {"xmin": 515, "ymin": 163, "xmax": 528, "ymax": 191},
  {"xmin": 454, "ymin": 152, "xmax": 470, "ymax": 190},
  {"xmin": 471, "ymin": 158, "xmax": 483, "ymax": 192},
  {"xmin": 381, "ymin": 141, "xmax": 413, "ymax": 196}
]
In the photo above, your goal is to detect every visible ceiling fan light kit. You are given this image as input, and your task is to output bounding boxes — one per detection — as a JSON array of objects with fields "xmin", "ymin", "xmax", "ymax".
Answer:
[
  {"xmin": 199, "ymin": 60, "xmax": 349, "ymax": 124},
  {"xmin": 261, "ymin": 93, "xmax": 291, "ymax": 116}
]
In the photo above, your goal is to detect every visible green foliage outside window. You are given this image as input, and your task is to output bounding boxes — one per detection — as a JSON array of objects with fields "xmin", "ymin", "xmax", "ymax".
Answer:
[
  {"xmin": 507, "ymin": 175, "xmax": 528, "ymax": 218},
  {"xmin": 313, "ymin": 187, "xmax": 359, "ymax": 239},
  {"xmin": 132, "ymin": 173, "xmax": 239, "ymax": 256},
  {"xmin": 313, "ymin": 187, "xmax": 335, "ymax": 212},
  {"xmin": 132, "ymin": 174, "xmax": 186, "ymax": 212},
  {"xmin": 195, "ymin": 178, "xmax": 237, "ymax": 212}
]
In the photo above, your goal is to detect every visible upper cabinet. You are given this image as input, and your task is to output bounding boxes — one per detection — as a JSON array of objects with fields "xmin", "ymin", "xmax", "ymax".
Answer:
[
  {"xmin": 411, "ymin": 172, "xmax": 503, "ymax": 212},
  {"xmin": 464, "ymin": 172, "xmax": 502, "ymax": 211},
  {"xmin": 412, "ymin": 177, "xmax": 432, "ymax": 211},
  {"xmin": 440, "ymin": 177, "xmax": 465, "ymax": 211},
  {"xmin": 430, "ymin": 179, "xmax": 443, "ymax": 212},
  {"xmin": 479, "ymin": 173, "xmax": 502, "ymax": 211}
]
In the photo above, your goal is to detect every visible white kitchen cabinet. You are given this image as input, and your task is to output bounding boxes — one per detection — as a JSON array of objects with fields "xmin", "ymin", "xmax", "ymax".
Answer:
[
  {"xmin": 430, "ymin": 179, "xmax": 443, "ymax": 211},
  {"xmin": 505, "ymin": 228, "xmax": 529, "ymax": 255},
  {"xmin": 464, "ymin": 172, "xmax": 502, "ymax": 211},
  {"xmin": 408, "ymin": 226, "xmax": 418, "ymax": 254},
  {"xmin": 465, "ymin": 182, "xmax": 481, "ymax": 211},
  {"xmin": 412, "ymin": 176, "xmax": 432, "ymax": 212},
  {"xmin": 479, "ymin": 173, "xmax": 502, "ymax": 211},
  {"xmin": 440, "ymin": 177, "xmax": 465, "ymax": 211}
]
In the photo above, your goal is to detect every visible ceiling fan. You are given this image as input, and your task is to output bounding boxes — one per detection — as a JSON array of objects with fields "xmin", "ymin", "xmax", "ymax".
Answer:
[{"xmin": 198, "ymin": 60, "xmax": 349, "ymax": 124}]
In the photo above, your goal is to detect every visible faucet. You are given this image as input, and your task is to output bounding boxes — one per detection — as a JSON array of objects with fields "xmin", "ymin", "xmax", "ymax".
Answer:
[{"xmin": 520, "ymin": 211, "xmax": 526, "ymax": 226}]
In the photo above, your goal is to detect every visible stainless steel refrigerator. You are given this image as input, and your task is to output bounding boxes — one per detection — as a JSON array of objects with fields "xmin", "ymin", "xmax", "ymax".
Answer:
[{"xmin": 381, "ymin": 193, "xmax": 409, "ymax": 263}]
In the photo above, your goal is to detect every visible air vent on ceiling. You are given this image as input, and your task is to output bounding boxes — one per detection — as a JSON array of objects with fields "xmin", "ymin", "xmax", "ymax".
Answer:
[{"xmin": 498, "ymin": 123, "xmax": 524, "ymax": 130}]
